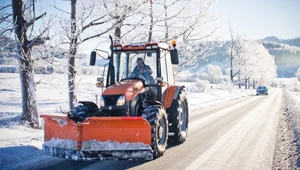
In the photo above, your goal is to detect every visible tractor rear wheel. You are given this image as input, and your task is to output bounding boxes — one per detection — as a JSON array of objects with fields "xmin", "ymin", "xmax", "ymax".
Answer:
[
  {"xmin": 167, "ymin": 90, "xmax": 189, "ymax": 145},
  {"xmin": 143, "ymin": 105, "xmax": 168, "ymax": 159}
]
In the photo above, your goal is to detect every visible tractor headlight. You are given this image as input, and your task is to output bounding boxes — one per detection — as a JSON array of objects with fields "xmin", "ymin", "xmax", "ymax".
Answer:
[
  {"xmin": 116, "ymin": 95, "xmax": 126, "ymax": 106},
  {"xmin": 99, "ymin": 96, "xmax": 105, "ymax": 107}
]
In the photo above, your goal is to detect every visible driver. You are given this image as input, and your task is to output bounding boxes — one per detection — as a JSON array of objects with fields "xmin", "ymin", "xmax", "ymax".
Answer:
[{"xmin": 131, "ymin": 58, "xmax": 153, "ymax": 78}]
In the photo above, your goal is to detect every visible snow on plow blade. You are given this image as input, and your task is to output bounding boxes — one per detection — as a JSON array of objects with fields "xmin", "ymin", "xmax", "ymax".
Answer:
[{"xmin": 40, "ymin": 115, "xmax": 153, "ymax": 160}]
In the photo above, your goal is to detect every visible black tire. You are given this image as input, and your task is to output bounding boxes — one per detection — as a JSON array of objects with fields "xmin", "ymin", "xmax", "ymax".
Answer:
[
  {"xmin": 167, "ymin": 90, "xmax": 189, "ymax": 145},
  {"xmin": 70, "ymin": 102, "xmax": 100, "ymax": 122},
  {"xmin": 143, "ymin": 105, "xmax": 168, "ymax": 159}
]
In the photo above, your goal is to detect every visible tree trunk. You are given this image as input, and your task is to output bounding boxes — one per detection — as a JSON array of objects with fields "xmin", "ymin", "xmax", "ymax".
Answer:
[
  {"xmin": 248, "ymin": 79, "xmax": 251, "ymax": 89},
  {"xmin": 114, "ymin": 25, "xmax": 121, "ymax": 44},
  {"xmin": 245, "ymin": 78, "xmax": 247, "ymax": 89},
  {"xmin": 19, "ymin": 55, "xmax": 39, "ymax": 128},
  {"xmin": 68, "ymin": 0, "xmax": 78, "ymax": 110},
  {"xmin": 253, "ymin": 80, "xmax": 255, "ymax": 89},
  {"xmin": 229, "ymin": 27, "xmax": 234, "ymax": 83},
  {"xmin": 238, "ymin": 74, "xmax": 241, "ymax": 89},
  {"xmin": 12, "ymin": 0, "xmax": 39, "ymax": 128},
  {"xmin": 114, "ymin": 10, "xmax": 124, "ymax": 44},
  {"xmin": 148, "ymin": 0, "xmax": 153, "ymax": 42},
  {"xmin": 230, "ymin": 57, "xmax": 233, "ymax": 83},
  {"xmin": 164, "ymin": 0, "xmax": 168, "ymax": 42}
]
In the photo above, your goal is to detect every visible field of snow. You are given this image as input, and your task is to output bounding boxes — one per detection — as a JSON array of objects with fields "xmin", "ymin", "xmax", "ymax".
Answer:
[
  {"xmin": 0, "ymin": 73, "xmax": 299, "ymax": 169},
  {"xmin": 0, "ymin": 73, "xmax": 255, "ymax": 114}
]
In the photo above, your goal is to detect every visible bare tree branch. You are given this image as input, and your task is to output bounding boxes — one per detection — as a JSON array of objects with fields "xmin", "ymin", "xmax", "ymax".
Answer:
[
  {"xmin": 0, "ymin": 14, "xmax": 13, "ymax": 23},
  {"xmin": 80, "ymin": 25, "xmax": 115, "ymax": 44},
  {"xmin": 25, "ymin": 12, "xmax": 46, "ymax": 28},
  {"xmin": 0, "ymin": 28, "xmax": 13, "ymax": 36},
  {"xmin": 27, "ymin": 37, "xmax": 49, "ymax": 48},
  {"xmin": 0, "ymin": 4, "xmax": 12, "ymax": 11},
  {"xmin": 120, "ymin": 17, "xmax": 146, "ymax": 40},
  {"xmin": 187, "ymin": 26, "xmax": 220, "ymax": 41},
  {"xmin": 81, "ymin": 5, "xmax": 94, "ymax": 24},
  {"xmin": 50, "ymin": 2, "xmax": 70, "ymax": 15},
  {"xmin": 36, "ymin": 27, "xmax": 49, "ymax": 40},
  {"xmin": 81, "ymin": 16, "xmax": 110, "ymax": 31}
]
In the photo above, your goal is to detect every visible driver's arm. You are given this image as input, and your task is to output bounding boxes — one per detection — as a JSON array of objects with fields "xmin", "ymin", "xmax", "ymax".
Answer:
[
  {"xmin": 144, "ymin": 65, "xmax": 153, "ymax": 74},
  {"xmin": 130, "ymin": 66, "xmax": 138, "ymax": 77}
]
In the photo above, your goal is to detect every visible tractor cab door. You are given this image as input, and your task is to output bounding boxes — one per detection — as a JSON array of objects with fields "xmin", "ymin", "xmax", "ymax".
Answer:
[
  {"xmin": 159, "ymin": 49, "xmax": 176, "ymax": 102},
  {"xmin": 160, "ymin": 49, "xmax": 175, "ymax": 85}
]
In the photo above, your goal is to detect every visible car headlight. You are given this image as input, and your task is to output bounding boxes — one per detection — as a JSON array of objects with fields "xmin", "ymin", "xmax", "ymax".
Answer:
[
  {"xmin": 99, "ymin": 96, "xmax": 105, "ymax": 107},
  {"xmin": 116, "ymin": 95, "xmax": 126, "ymax": 106}
]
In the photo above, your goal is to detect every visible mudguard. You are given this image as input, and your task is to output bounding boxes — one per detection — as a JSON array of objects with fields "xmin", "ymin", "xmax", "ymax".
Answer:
[{"xmin": 163, "ymin": 85, "xmax": 184, "ymax": 109}]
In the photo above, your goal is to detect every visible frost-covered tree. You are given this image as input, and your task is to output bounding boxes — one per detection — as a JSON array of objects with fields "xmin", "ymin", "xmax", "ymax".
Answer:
[
  {"xmin": 227, "ymin": 27, "xmax": 277, "ymax": 88},
  {"xmin": 176, "ymin": 70, "xmax": 194, "ymax": 82},
  {"xmin": 52, "ymin": 0, "xmax": 127, "ymax": 109},
  {"xmin": 0, "ymin": 0, "xmax": 49, "ymax": 128},
  {"xmin": 207, "ymin": 64, "xmax": 223, "ymax": 84},
  {"xmin": 101, "ymin": 0, "xmax": 147, "ymax": 43},
  {"xmin": 112, "ymin": 0, "xmax": 219, "ymax": 69},
  {"xmin": 228, "ymin": 26, "xmax": 244, "ymax": 83},
  {"xmin": 230, "ymin": 38, "xmax": 277, "ymax": 88}
]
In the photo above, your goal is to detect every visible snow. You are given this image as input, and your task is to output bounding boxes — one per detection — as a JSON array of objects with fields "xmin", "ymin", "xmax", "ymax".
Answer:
[
  {"xmin": 81, "ymin": 140, "xmax": 150, "ymax": 151},
  {"xmin": 51, "ymin": 118, "xmax": 68, "ymax": 127},
  {"xmin": 0, "ymin": 73, "xmax": 299, "ymax": 169},
  {"xmin": 43, "ymin": 138, "xmax": 77, "ymax": 150}
]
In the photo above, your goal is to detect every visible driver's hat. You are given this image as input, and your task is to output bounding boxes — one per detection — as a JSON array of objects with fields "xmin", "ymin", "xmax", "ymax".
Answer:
[{"xmin": 137, "ymin": 58, "xmax": 143, "ymax": 62}]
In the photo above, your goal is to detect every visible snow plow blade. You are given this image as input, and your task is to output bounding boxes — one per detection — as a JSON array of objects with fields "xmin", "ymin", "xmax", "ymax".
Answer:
[{"xmin": 40, "ymin": 114, "xmax": 153, "ymax": 160}]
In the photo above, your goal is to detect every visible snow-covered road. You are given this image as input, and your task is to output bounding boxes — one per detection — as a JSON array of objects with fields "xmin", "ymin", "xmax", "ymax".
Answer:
[
  {"xmin": 127, "ymin": 89, "xmax": 281, "ymax": 170},
  {"xmin": 3, "ymin": 88, "xmax": 283, "ymax": 170}
]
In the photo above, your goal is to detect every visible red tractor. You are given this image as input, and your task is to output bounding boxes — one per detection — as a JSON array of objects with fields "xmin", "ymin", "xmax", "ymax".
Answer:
[{"xmin": 41, "ymin": 36, "xmax": 188, "ymax": 160}]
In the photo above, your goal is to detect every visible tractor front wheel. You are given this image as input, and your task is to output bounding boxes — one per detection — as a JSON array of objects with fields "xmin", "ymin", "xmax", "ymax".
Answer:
[
  {"xmin": 143, "ymin": 105, "xmax": 168, "ymax": 159},
  {"xmin": 167, "ymin": 90, "xmax": 189, "ymax": 145}
]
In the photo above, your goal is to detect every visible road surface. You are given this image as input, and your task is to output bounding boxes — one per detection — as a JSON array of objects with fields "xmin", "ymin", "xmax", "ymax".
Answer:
[{"xmin": 14, "ymin": 88, "xmax": 283, "ymax": 170}]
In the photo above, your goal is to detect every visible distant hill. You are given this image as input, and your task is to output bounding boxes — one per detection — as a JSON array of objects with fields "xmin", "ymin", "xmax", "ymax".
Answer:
[
  {"xmin": 1, "ymin": 35, "xmax": 300, "ymax": 78},
  {"xmin": 263, "ymin": 36, "xmax": 300, "ymax": 47},
  {"xmin": 184, "ymin": 36, "xmax": 300, "ymax": 78}
]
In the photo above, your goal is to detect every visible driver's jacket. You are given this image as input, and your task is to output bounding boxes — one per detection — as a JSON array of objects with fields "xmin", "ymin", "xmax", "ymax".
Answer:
[{"xmin": 131, "ymin": 64, "xmax": 152, "ymax": 77}]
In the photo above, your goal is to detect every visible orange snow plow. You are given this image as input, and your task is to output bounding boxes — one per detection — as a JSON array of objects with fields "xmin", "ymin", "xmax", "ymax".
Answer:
[{"xmin": 41, "ymin": 114, "xmax": 153, "ymax": 160}]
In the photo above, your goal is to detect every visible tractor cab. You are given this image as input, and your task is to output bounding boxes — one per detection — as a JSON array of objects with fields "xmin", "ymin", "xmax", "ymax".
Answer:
[{"xmin": 90, "ymin": 39, "xmax": 179, "ymax": 116}]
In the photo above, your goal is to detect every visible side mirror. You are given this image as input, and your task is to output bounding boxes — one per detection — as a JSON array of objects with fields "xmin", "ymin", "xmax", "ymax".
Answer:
[
  {"xmin": 170, "ymin": 49, "xmax": 179, "ymax": 64},
  {"xmin": 90, "ymin": 51, "xmax": 96, "ymax": 66}
]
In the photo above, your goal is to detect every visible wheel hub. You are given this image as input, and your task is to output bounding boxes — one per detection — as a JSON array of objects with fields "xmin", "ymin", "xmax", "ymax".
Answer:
[
  {"xmin": 158, "ymin": 126, "xmax": 163, "ymax": 139},
  {"xmin": 179, "ymin": 103, "xmax": 187, "ymax": 131}
]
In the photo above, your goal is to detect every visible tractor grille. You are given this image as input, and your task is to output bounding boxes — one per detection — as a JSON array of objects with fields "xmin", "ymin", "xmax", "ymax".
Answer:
[
  {"xmin": 102, "ymin": 95, "xmax": 121, "ymax": 106},
  {"xmin": 101, "ymin": 95, "xmax": 127, "ymax": 116}
]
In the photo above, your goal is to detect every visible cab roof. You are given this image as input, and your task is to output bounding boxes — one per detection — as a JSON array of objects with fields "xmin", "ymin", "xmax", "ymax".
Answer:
[{"xmin": 113, "ymin": 42, "xmax": 170, "ymax": 51}]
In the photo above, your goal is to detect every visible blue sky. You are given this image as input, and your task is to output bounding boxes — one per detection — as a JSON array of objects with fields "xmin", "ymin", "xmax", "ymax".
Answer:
[
  {"xmin": 1, "ymin": 0, "xmax": 299, "ymax": 42},
  {"xmin": 214, "ymin": 0, "xmax": 300, "ymax": 40}
]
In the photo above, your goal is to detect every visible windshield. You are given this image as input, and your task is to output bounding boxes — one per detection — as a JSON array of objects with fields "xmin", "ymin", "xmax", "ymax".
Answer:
[{"xmin": 113, "ymin": 50, "xmax": 157, "ymax": 85}]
